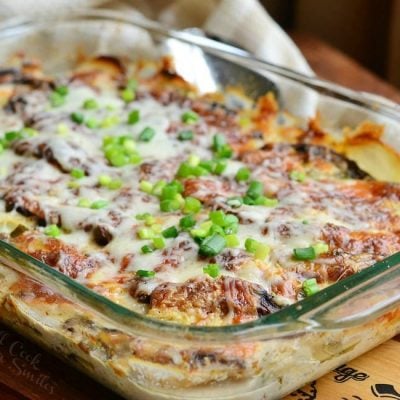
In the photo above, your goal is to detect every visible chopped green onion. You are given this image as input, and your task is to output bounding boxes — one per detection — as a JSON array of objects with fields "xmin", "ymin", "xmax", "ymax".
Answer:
[
  {"xmin": 179, "ymin": 215, "xmax": 196, "ymax": 230},
  {"xmin": 199, "ymin": 160, "xmax": 214, "ymax": 172},
  {"xmin": 85, "ymin": 118, "xmax": 99, "ymax": 129},
  {"xmin": 212, "ymin": 134, "xmax": 233, "ymax": 159},
  {"xmin": 290, "ymin": 170, "xmax": 306, "ymax": 182},
  {"xmin": 303, "ymin": 278, "xmax": 320, "ymax": 296},
  {"xmin": 188, "ymin": 154, "xmax": 200, "ymax": 167},
  {"xmin": 128, "ymin": 109, "xmax": 140, "ymax": 125},
  {"xmin": 101, "ymin": 115, "xmax": 120, "ymax": 129},
  {"xmin": 254, "ymin": 243, "xmax": 270, "ymax": 260},
  {"xmin": 5, "ymin": 131, "xmax": 21, "ymax": 142},
  {"xmin": 178, "ymin": 130, "xmax": 194, "ymax": 141},
  {"xmin": 83, "ymin": 98, "xmax": 98, "ymax": 110},
  {"xmin": 235, "ymin": 167, "xmax": 251, "ymax": 182},
  {"xmin": 302, "ymin": 220, "xmax": 309, "ymax": 225},
  {"xmin": 98, "ymin": 175, "xmax": 112, "ymax": 186},
  {"xmin": 313, "ymin": 242, "xmax": 329, "ymax": 256},
  {"xmin": 78, "ymin": 198, "xmax": 91, "ymax": 208},
  {"xmin": 245, "ymin": 238, "xmax": 259, "ymax": 253},
  {"xmin": 70, "ymin": 168, "xmax": 85, "ymax": 179},
  {"xmin": 54, "ymin": 86, "xmax": 69, "ymax": 96},
  {"xmin": 138, "ymin": 127, "xmax": 156, "ymax": 142},
  {"xmin": 57, "ymin": 123, "xmax": 69, "ymax": 135},
  {"xmin": 199, "ymin": 234, "xmax": 226, "ymax": 256},
  {"xmin": 226, "ymin": 196, "xmax": 243, "ymax": 208},
  {"xmin": 44, "ymin": 224, "xmax": 61, "ymax": 238},
  {"xmin": 183, "ymin": 197, "xmax": 202, "ymax": 214},
  {"xmin": 139, "ymin": 180, "xmax": 153, "ymax": 194},
  {"xmin": 212, "ymin": 134, "xmax": 225, "ymax": 151},
  {"xmin": 203, "ymin": 263, "xmax": 220, "ymax": 278},
  {"xmin": 144, "ymin": 215, "xmax": 156, "ymax": 226},
  {"xmin": 181, "ymin": 110, "xmax": 199, "ymax": 124},
  {"xmin": 141, "ymin": 244, "xmax": 154, "ymax": 254},
  {"xmin": 108, "ymin": 179, "xmax": 122, "ymax": 190},
  {"xmin": 213, "ymin": 159, "xmax": 227, "ymax": 175},
  {"xmin": 121, "ymin": 88, "xmax": 135, "ymax": 102},
  {"xmin": 153, "ymin": 237, "xmax": 166, "ymax": 249},
  {"xmin": 49, "ymin": 92, "xmax": 66, "ymax": 107},
  {"xmin": 152, "ymin": 180, "xmax": 167, "ymax": 196},
  {"xmin": 225, "ymin": 234, "xmax": 239, "ymax": 248},
  {"xmin": 293, "ymin": 247, "xmax": 316, "ymax": 261},
  {"xmin": 90, "ymin": 199, "xmax": 109, "ymax": 210},
  {"xmin": 137, "ymin": 227, "xmax": 155, "ymax": 240},
  {"xmin": 70, "ymin": 112, "xmax": 84, "ymax": 124},
  {"xmin": 246, "ymin": 180, "xmax": 264, "ymax": 200},
  {"xmin": 176, "ymin": 162, "xmax": 209, "ymax": 178},
  {"xmin": 254, "ymin": 196, "xmax": 279, "ymax": 207},
  {"xmin": 162, "ymin": 226, "xmax": 179, "ymax": 239},
  {"xmin": 135, "ymin": 213, "xmax": 151, "ymax": 220},
  {"xmin": 209, "ymin": 210, "xmax": 226, "ymax": 226},
  {"xmin": 245, "ymin": 238, "xmax": 270, "ymax": 260},
  {"xmin": 136, "ymin": 269, "xmax": 155, "ymax": 278},
  {"xmin": 160, "ymin": 199, "xmax": 181, "ymax": 212}
]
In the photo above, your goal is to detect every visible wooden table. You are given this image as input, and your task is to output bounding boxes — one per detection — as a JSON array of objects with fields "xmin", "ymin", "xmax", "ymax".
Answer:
[{"xmin": 1, "ymin": 34, "xmax": 399, "ymax": 400}]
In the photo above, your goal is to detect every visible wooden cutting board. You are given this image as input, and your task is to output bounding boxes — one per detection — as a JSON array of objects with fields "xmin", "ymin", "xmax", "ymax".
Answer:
[{"xmin": 0, "ymin": 323, "xmax": 399, "ymax": 400}]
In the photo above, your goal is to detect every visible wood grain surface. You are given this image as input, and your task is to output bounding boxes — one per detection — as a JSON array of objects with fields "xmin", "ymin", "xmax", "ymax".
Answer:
[{"xmin": 0, "ymin": 33, "xmax": 399, "ymax": 400}]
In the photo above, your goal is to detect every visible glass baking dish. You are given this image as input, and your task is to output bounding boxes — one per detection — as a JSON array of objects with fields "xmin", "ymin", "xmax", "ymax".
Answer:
[{"xmin": 0, "ymin": 10, "xmax": 399, "ymax": 400}]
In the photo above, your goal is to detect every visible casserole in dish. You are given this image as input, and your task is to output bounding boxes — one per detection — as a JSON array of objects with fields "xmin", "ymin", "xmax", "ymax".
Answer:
[{"xmin": 0, "ymin": 10, "xmax": 399, "ymax": 400}]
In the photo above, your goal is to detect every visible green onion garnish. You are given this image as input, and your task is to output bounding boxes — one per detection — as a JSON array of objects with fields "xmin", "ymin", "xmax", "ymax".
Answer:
[
  {"xmin": 290, "ymin": 170, "xmax": 306, "ymax": 182},
  {"xmin": 226, "ymin": 196, "xmax": 243, "ymax": 208},
  {"xmin": 213, "ymin": 159, "xmax": 227, "ymax": 175},
  {"xmin": 136, "ymin": 269, "xmax": 155, "ymax": 278},
  {"xmin": 162, "ymin": 226, "xmax": 179, "ymax": 239},
  {"xmin": 139, "ymin": 180, "xmax": 153, "ymax": 194},
  {"xmin": 246, "ymin": 180, "xmax": 264, "ymax": 200},
  {"xmin": 44, "ymin": 224, "xmax": 61, "ymax": 238},
  {"xmin": 137, "ymin": 227, "xmax": 155, "ymax": 240},
  {"xmin": 83, "ymin": 98, "xmax": 98, "ymax": 110},
  {"xmin": 235, "ymin": 167, "xmax": 251, "ymax": 182},
  {"xmin": 127, "ymin": 109, "xmax": 140, "ymax": 125},
  {"xmin": 212, "ymin": 134, "xmax": 233, "ymax": 159},
  {"xmin": 49, "ymin": 91, "xmax": 66, "ymax": 108},
  {"xmin": 178, "ymin": 130, "xmax": 194, "ymax": 141},
  {"xmin": 203, "ymin": 263, "xmax": 220, "ymax": 278},
  {"xmin": 138, "ymin": 127, "xmax": 156, "ymax": 142},
  {"xmin": 179, "ymin": 215, "xmax": 196, "ymax": 230},
  {"xmin": 90, "ymin": 199, "xmax": 109, "ymax": 210},
  {"xmin": 141, "ymin": 245, "xmax": 154, "ymax": 254},
  {"xmin": 160, "ymin": 199, "xmax": 181, "ymax": 212},
  {"xmin": 245, "ymin": 238, "xmax": 270, "ymax": 260},
  {"xmin": 199, "ymin": 234, "xmax": 226, "ymax": 256},
  {"xmin": 183, "ymin": 197, "xmax": 202, "ymax": 214},
  {"xmin": 85, "ymin": 118, "xmax": 99, "ymax": 129},
  {"xmin": 152, "ymin": 237, "xmax": 166, "ymax": 249},
  {"xmin": 70, "ymin": 168, "xmax": 85, "ymax": 179},
  {"xmin": 70, "ymin": 112, "xmax": 84, "ymax": 124},
  {"xmin": 254, "ymin": 196, "xmax": 279, "ymax": 207},
  {"xmin": 313, "ymin": 242, "xmax": 329, "ymax": 256},
  {"xmin": 302, "ymin": 278, "xmax": 320, "ymax": 296},
  {"xmin": 78, "ymin": 198, "xmax": 91, "ymax": 208},
  {"xmin": 181, "ymin": 110, "xmax": 199, "ymax": 124},
  {"xmin": 54, "ymin": 86, "xmax": 69, "ymax": 96},
  {"xmin": 121, "ymin": 88, "xmax": 135, "ymax": 103},
  {"xmin": 225, "ymin": 234, "xmax": 239, "ymax": 248},
  {"xmin": 293, "ymin": 247, "xmax": 316, "ymax": 261}
]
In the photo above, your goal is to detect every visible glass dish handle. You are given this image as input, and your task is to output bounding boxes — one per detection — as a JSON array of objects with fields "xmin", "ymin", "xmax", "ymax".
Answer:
[{"xmin": 299, "ymin": 259, "xmax": 400, "ymax": 330}]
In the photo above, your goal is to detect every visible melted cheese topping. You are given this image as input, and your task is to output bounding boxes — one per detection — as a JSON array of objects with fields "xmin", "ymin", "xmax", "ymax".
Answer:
[{"xmin": 1, "ymin": 58, "xmax": 400, "ymax": 326}]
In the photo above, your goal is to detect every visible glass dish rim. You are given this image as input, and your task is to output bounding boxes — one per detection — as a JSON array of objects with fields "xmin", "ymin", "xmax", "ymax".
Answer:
[{"xmin": 0, "ymin": 9, "xmax": 399, "ymax": 340}]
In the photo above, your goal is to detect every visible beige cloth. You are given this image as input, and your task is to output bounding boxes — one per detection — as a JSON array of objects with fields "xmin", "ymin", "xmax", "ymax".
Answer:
[{"xmin": 0, "ymin": 0, "xmax": 312, "ymax": 74}]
